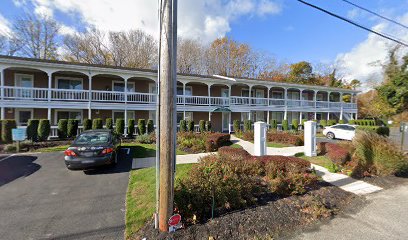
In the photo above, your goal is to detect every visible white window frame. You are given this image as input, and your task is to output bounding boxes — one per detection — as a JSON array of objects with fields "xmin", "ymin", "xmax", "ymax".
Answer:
[
  {"xmin": 112, "ymin": 80, "xmax": 135, "ymax": 92},
  {"xmin": 14, "ymin": 73, "xmax": 34, "ymax": 87},
  {"xmin": 54, "ymin": 109, "xmax": 84, "ymax": 125},
  {"xmin": 56, "ymin": 76, "xmax": 84, "ymax": 90},
  {"xmin": 15, "ymin": 108, "xmax": 34, "ymax": 126}
]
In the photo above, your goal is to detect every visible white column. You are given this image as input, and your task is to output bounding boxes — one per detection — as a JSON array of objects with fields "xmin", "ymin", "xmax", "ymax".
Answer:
[
  {"xmin": 183, "ymin": 83, "xmax": 186, "ymax": 119},
  {"xmin": 340, "ymin": 93, "xmax": 343, "ymax": 120},
  {"xmin": 314, "ymin": 112, "xmax": 317, "ymax": 120},
  {"xmin": 208, "ymin": 112, "xmax": 211, "ymax": 121},
  {"xmin": 248, "ymin": 85, "xmax": 253, "ymax": 106},
  {"xmin": 284, "ymin": 110, "xmax": 288, "ymax": 120},
  {"xmin": 314, "ymin": 90, "xmax": 317, "ymax": 109},
  {"xmin": 0, "ymin": 68, "xmax": 4, "ymax": 120},
  {"xmin": 327, "ymin": 112, "xmax": 330, "ymax": 120},
  {"xmin": 124, "ymin": 78, "xmax": 128, "ymax": 136},
  {"xmin": 284, "ymin": 88, "xmax": 288, "ymax": 120},
  {"xmin": 267, "ymin": 87, "xmax": 270, "ymax": 125},
  {"xmin": 327, "ymin": 91, "xmax": 331, "ymax": 107},
  {"xmin": 228, "ymin": 85, "xmax": 231, "ymax": 106},
  {"xmin": 47, "ymin": 72, "xmax": 52, "ymax": 102},
  {"xmin": 208, "ymin": 84, "xmax": 211, "ymax": 106},
  {"xmin": 88, "ymin": 75, "xmax": 92, "ymax": 119},
  {"xmin": 47, "ymin": 108, "xmax": 51, "ymax": 122},
  {"xmin": 299, "ymin": 112, "xmax": 303, "ymax": 123}
]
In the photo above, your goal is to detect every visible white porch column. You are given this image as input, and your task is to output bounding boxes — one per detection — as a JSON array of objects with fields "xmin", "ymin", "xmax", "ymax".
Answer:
[
  {"xmin": 0, "ymin": 68, "xmax": 4, "ymax": 120},
  {"xmin": 208, "ymin": 112, "xmax": 211, "ymax": 121},
  {"xmin": 314, "ymin": 112, "xmax": 317, "ymax": 120},
  {"xmin": 248, "ymin": 85, "xmax": 253, "ymax": 106},
  {"xmin": 340, "ymin": 92, "xmax": 344, "ymax": 120},
  {"xmin": 183, "ymin": 82, "xmax": 186, "ymax": 119},
  {"xmin": 228, "ymin": 85, "xmax": 231, "ymax": 106},
  {"xmin": 208, "ymin": 84, "xmax": 212, "ymax": 106},
  {"xmin": 124, "ymin": 78, "xmax": 128, "ymax": 136},
  {"xmin": 299, "ymin": 112, "xmax": 303, "ymax": 123},
  {"xmin": 284, "ymin": 110, "xmax": 288, "ymax": 120},
  {"xmin": 88, "ymin": 75, "xmax": 92, "ymax": 119},
  {"xmin": 47, "ymin": 108, "xmax": 51, "ymax": 121},
  {"xmin": 313, "ymin": 90, "xmax": 317, "ymax": 109},
  {"xmin": 284, "ymin": 88, "xmax": 288, "ymax": 120},
  {"xmin": 47, "ymin": 72, "xmax": 53, "ymax": 102},
  {"xmin": 327, "ymin": 112, "xmax": 330, "ymax": 120},
  {"xmin": 327, "ymin": 91, "xmax": 331, "ymax": 107},
  {"xmin": 266, "ymin": 87, "xmax": 270, "ymax": 125}
]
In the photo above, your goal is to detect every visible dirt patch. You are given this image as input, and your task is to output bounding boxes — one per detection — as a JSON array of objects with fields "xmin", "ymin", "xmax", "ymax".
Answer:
[{"xmin": 135, "ymin": 182, "xmax": 364, "ymax": 240}]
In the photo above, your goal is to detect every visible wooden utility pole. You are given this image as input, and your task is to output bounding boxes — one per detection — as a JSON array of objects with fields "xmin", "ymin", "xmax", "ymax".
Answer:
[{"xmin": 158, "ymin": 0, "xmax": 177, "ymax": 232}]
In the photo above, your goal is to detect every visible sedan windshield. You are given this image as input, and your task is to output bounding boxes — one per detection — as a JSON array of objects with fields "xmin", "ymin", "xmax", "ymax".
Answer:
[{"xmin": 74, "ymin": 132, "xmax": 111, "ymax": 145}]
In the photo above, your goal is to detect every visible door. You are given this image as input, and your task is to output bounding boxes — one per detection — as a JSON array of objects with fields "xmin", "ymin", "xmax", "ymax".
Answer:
[
  {"xmin": 222, "ymin": 112, "xmax": 230, "ymax": 132},
  {"xmin": 15, "ymin": 74, "xmax": 33, "ymax": 98}
]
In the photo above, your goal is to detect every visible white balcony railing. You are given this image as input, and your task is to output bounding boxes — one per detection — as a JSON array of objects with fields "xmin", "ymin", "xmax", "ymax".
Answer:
[
  {"xmin": 4, "ymin": 86, "xmax": 48, "ymax": 100},
  {"xmin": 1, "ymin": 87, "xmax": 358, "ymax": 110}
]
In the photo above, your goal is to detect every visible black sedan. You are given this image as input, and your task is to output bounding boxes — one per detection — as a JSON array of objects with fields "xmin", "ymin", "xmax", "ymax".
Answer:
[{"xmin": 64, "ymin": 130, "xmax": 121, "ymax": 170}]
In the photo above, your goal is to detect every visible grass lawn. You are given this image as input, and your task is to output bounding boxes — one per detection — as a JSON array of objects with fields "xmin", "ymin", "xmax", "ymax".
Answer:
[
  {"xmin": 33, "ymin": 145, "xmax": 70, "ymax": 152},
  {"xmin": 121, "ymin": 143, "xmax": 187, "ymax": 158},
  {"xmin": 230, "ymin": 143, "xmax": 243, "ymax": 148},
  {"xmin": 297, "ymin": 153, "xmax": 333, "ymax": 167},
  {"xmin": 267, "ymin": 142, "xmax": 292, "ymax": 148},
  {"xmin": 125, "ymin": 164, "xmax": 193, "ymax": 239}
]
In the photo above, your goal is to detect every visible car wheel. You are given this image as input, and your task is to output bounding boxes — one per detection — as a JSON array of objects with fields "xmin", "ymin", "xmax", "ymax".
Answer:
[{"xmin": 326, "ymin": 132, "xmax": 335, "ymax": 139}]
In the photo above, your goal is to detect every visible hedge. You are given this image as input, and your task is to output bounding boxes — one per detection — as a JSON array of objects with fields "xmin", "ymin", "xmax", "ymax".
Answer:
[
  {"xmin": 267, "ymin": 131, "xmax": 304, "ymax": 146},
  {"xmin": 83, "ymin": 119, "xmax": 92, "ymax": 131},
  {"xmin": 320, "ymin": 120, "xmax": 327, "ymax": 128},
  {"xmin": 27, "ymin": 119, "xmax": 39, "ymax": 142},
  {"xmin": 57, "ymin": 119, "xmax": 68, "ymax": 139},
  {"xmin": 138, "ymin": 119, "xmax": 146, "ymax": 135},
  {"xmin": 147, "ymin": 119, "xmax": 154, "ymax": 133},
  {"xmin": 244, "ymin": 120, "xmax": 251, "ymax": 132},
  {"xmin": 205, "ymin": 121, "xmax": 212, "ymax": 132},
  {"xmin": 38, "ymin": 119, "xmax": 50, "ymax": 141},
  {"xmin": 179, "ymin": 120, "xmax": 187, "ymax": 132},
  {"xmin": 338, "ymin": 119, "xmax": 345, "ymax": 124},
  {"xmin": 1, "ymin": 120, "xmax": 17, "ymax": 143},
  {"xmin": 292, "ymin": 119, "xmax": 299, "ymax": 131},
  {"xmin": 67, "ymin": 119, "xmax": 79, "ymax": 138},
  {"xmin": 92, "ymin": 118, "xmax": 103, "ymax": 130},
  {"xmin": 106, "ymin": 118, "xmax": 113, "ymax": 130},
  {"xmin": 271, "ymin": 119, "xmax": 277, "ymax": 129},
  {"xmin": 116, "ymin": 118, "xmax": 125, "ymax": 135},
  {"xmin": 327, "ymin": 119, "xmax": 337, "ymax": 126},
  {"xmin": 205, "ymin": 133, "xmax": 231, "ymax": 152},
  {"xmin": 282, "ymin": 120, "xmax": 289, "ymax": 131},
  {"xmin": 350, "ymin": 119, "xmax": 377, "ymax": 126},
  {"xmin": 199, "ymin": 120, "xmax": 206, "ymax": 133},
  {"xmin": 187, "ymin": 120, "xmax": 195, "ymax": 132},
  {"xmin": 233, "ymin": 120, "xmax": 240, "ymax": 132},
  {"xmin": 357, "ymin": 126, "xmax": 390, "ymax": 136},
  {"xmin": 128, "ymin": 119, "xmax": 135, "ymax": 137}
]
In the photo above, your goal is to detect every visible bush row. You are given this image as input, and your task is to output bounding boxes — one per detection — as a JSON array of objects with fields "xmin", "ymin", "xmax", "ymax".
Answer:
[
  {"xmin": 177, "ymin": 132, "xmax": 230, "ymax": 153},
  {"xmin": 0, "ymin": 119, "xmax": 52, "ymax": 143},
  {"xmin": 356, "ymin": 126, "xmax": 390, "ymax": 136},
  {"xmin": 179, "ymin": 120, "xmax": 211, "ymax": 132},
  {"xmin": 267, "ymin": 131, "xmax": 304, "ymax": 146},
  {"xmin": 349, "ymin": 119, "xmax": 377, "ymax": 126}
]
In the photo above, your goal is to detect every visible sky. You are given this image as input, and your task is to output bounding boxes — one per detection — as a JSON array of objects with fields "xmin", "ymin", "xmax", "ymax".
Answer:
[{"xmin": 0, "ymin": 0, "xmax": 408, "ymax": 89}]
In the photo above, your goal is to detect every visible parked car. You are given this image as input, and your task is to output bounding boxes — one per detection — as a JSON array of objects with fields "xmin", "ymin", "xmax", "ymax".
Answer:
[
  {"xmin": 64, "ymin": 129, "xmax": 121, "ymax": 170},
  {"xmin": 322, "ymin": 124, "xmax": 357, "ymax": 141}
]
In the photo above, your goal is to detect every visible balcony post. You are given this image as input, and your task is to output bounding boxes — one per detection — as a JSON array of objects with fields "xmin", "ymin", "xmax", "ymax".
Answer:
[
  {"xmin": 314, "ymin": 90, "xmax": 317, "ymax": 109},
  {"xmin": 0, "ymin": 68, "xmax": 4, "ymax": 120},
  {"xmin": 124, "ymin": 78, "xmax": 128, "ymax": 136},
  {"xmin": 88, "ymin": 74, "xmax": 92, "ymax": 119},
  {"xmin": 327, "ymin": 91, "xmax": 331, "ymax": 108},
  {"xmin": 207, "ymin": 84, "xmax": 212, "ymax": 106},
  {"xmin": 249, "ymin": 85, "xmax": 253, "ymax": 106},
  {"xmin": 340, "ymin": 92, "xmax": 343, "ymax": 120},
  {"xmin": 228, "ymin": 85, "xmax": 231, "ymax": 106},
  {"xmin": 47, "ymin": 72, "xmax": 53, "ymax": 102},
  {"xmin": 299, "ymin": 112, "xmax": 303, "ymax": 124},
  {"xmin": 183, "ymin": 82, "xmax": 186, "ymax": 119},
  {"xmin": 284, "ymin": 88, "xmax": 287, "ymax": 120},
  {"xmin": 267, "ymin": 87, "xmax": 271, "ymax": 125}
]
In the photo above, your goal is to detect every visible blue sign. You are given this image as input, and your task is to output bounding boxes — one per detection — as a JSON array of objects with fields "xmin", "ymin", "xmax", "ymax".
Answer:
[{"xmin": 12, "ymin": 128, "xmax": 26, "ymax": 141}]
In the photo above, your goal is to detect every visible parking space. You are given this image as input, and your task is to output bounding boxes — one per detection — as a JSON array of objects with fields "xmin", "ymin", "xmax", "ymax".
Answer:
[{"xmin": 0, "ymin": 151, "xmax": 132, "ymax": 240}]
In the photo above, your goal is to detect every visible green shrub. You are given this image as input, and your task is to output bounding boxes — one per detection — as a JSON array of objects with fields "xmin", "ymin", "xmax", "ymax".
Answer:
[
  {"xmin": 327, "ymin": 119, "xmax": 337, "ymax": 126},
  {"xmin": 271, "ymin": 119, "xmax": 277, "ymax": 129},
  {"xmin": 233, "ymin": 120, "xmax": 240, "ymax": 132},
  {"xmin": 205, "ymin": 133, "xmax": 230, "ymax": 152},
  {"xmin": 282, "ymin": 119, "xmax": 289, "ymax": 131},
  {"xmin": 83, "ymin": 119, "xmax": 92, "ymax": 131},
  {"xmin": 128, "ymin": 119, "xmax": 135, "ymax": 137},
  {"xmin": 177, "ymin": 132, "xmax": 207, "ymax": 153},
  {"xmin": 325, "ymin": 162, "xmax": 340, "ymax": 173},
  {"xmin": 116, "ymin": 118, "xmax": 125, "ymax": 135},
  {"xmin": 244, "ymin": 120, "xmax": 251, "ymax": 132},
  {"xmin": 301, "ymin": 119, "xmax": 307, "ymax": 126},
  {"xmin": 57, "ymin": 119, "xmax": 68, "ymax": 139},
  {"xmin": 138, "ymin": 119, "xmax": 146, "ymax": 135},
  {"xmin": 357, "ymin": 126, "xmax": 390, "ymax": 136},
  {"xmin": 199, "ymin": 120, "xmax": 206, "ymax": 133},
  {"xmin": 187, "ymin": 120, "xmax": 195, "ymax": 132},
  {"xmin": 106, "ymin": 118, "xmax": 113, "ymax": 130},
  {"xmin": 38, "ymin": 119, "xmax": 50, "ymax": 141},
  {"xmin": 92, "ymin": 118, "xmax": 103, "ymax": 129},
  {"xmin": 147, "ymin": 119, "xmax": 154, "ymax": 133},
  {"xmin": 179, "ymin": 120, "xmax": 187, "ymax": 132},
  {"xmin": 1, "ymin": 120, "xmax": 17, "ymax": 143},
  {"xmin": 205, "ymin": 121, "xmax": 212, "ymax": 132},
  {"xmin": 136, "ymin": 133, "xmax": 155, "ymax": 144},
  {"xmin": 338, "ymin": 119, "xmax": 345, "ymax": 124},
  {"xmin": 27, "ymin": 119, "xmax": 39, "ymax": 142},
  {"xmin": 351, "ymin": 131, "xmax": 408, "ymax": 177},
  {"xmin": 349, "ymin": 120, "xmax": 356, "ymax": 125},
  {"xmin": 267, "ymin": 131, "xmax": 304, "ymax": 146},
  {"xmin": 292, "ymin": 119, "xmax": 299, "ymax": 131},
  {"xmin": 67, "ymin": 119, "xmax": 79, "ymax": 138},
  {"xmin": 320, "ymin": 120, "xmax": 327, "ymax": 128}
]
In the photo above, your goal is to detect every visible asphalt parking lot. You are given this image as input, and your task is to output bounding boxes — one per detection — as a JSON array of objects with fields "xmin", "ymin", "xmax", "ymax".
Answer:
[{"xmin": 0, "ymin": 150, "xmax": 132, "ymax": 240}]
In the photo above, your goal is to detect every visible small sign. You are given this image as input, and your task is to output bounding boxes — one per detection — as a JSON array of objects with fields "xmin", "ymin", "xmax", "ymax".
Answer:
[
  {"xmin": 12, "ymin": 128, "xmax": 26, "ymax": 141},
  {"xmin": 400, "ymin": 123, "xmax": 408, "ymax": 133},
  {"xmin": 168, "ymin": 214, "xmax": 182, "ymax": 232}
]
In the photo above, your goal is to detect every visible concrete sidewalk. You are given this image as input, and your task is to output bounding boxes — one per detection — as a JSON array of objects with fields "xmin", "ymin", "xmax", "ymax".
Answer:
[
  {"xmin": 132, "ymin": 152, "xmax": 213, "ymax": 169},
  {"xmin": 232, "ymin": 135, "xmax": 382, "ymax": 196}
]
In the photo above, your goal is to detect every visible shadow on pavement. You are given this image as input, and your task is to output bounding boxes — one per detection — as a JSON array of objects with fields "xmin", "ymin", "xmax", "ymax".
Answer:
[
  {"xmin": 0, "ymin": 155, "xmax": 40, "ymax": 187},
  {"xmin": 83, "ymin": 150, "xmax": 132, "ymax": 175}
]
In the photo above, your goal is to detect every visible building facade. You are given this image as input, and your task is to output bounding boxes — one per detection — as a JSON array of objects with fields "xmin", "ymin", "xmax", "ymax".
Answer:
[{"xmin": 0, "ymin": 56, "xmax": 358, "ymax": 134}]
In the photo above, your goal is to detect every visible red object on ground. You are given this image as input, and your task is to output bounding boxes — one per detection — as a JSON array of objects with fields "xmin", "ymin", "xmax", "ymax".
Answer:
[{"xmin": 168, "ymin": 214, "xmax": 181, "ymax": 226}]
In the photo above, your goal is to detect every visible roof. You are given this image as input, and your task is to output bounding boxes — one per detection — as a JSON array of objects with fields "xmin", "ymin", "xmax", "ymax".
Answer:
[{"xmin": 0, "ymin": 55, "xmax": 360, "ymax": 93}]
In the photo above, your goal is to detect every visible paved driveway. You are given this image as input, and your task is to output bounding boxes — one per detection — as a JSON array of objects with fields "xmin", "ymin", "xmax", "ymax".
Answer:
[{"xmin": 0, "ymin": 151, "xmax": 131, "ymax": 240}]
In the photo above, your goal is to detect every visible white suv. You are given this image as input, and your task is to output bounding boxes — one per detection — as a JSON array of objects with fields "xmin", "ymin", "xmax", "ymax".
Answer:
[{"xmin": 322, "ymin": 124, "xmax": 357, "ymax": 141}]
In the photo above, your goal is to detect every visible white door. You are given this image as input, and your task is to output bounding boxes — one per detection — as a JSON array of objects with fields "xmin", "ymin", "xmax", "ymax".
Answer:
[
  {"xmin": 15, "ymin": 74, "xmax": 33, "ymax": 98},
  {"xmin": 222, "ymin": 112, "xmax": 230, "ymax": 132}
]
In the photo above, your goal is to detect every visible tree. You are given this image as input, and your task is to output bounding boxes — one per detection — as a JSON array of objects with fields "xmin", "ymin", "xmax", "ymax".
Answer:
[
  {"xmin": 177, "ymin": 38, "xmax": 205, "ymax": 74},
  {"xmin": 287, "ymin": 61, "xmax": 313, "ymax": 84},
  {"xmin": 357, "ymin": 90, "xmax": 395, "ymax": 118},
  {"xmin": 11, "ymin": 13, "xmax": 60, "ymax": 59},
  {"xmin": 348, "ymin": 79, "xmax": 361, "ymax": 90}
]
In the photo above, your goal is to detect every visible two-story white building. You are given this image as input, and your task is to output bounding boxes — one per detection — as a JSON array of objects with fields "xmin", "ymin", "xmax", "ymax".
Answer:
[{"xmin": 0, "ymin": 56, "xmax": 358, "ymax": 134}]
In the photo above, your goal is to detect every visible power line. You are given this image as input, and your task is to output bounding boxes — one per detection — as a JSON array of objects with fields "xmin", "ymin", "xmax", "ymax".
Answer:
[
  {"xmin": 339, "ymin": 0, "xmax": 408, "ymax": 30},
  {"xmin": 297, "ymin": 0, "xmax": 408, "ymax": 47}
]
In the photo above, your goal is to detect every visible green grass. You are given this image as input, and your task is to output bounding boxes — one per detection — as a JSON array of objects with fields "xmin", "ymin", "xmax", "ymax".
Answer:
[
  {"xmin": 33, "ymin": 145, "xmax": 70, "ymax": 152},
  {"xmin": 299, "ymin": 153, "xmax": 333, "ymax": 167},
  {"xmin": 267, "ymin": 142, "xmax": 292, "ymax": 148},
  {"xmin": 121, "ymin": 143, "xmax": 187, "ymax": 158},
  {"xmin": 125, "ymin": 164, "xmax": 193, "ymax": 239},
  {"xmin": 230, "ymin": 143, "xmax": 243, "ymax": 149}
]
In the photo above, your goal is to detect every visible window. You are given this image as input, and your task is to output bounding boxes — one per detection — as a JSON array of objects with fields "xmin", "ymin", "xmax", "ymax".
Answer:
[
  {"xmin": 74, "ymin": 132, "xmax": 111, "ymax": 145},
  {"xmin": 271, "ymin": 91, "xmax": 283, "ymax": 99},
  {"xmin": 177, "ymin": 86, "xmax": 192, "ymax": 95},
  {"xmin": 57, "ymin": 78, "xmax": 83, "ymax": 90},
  {"xmin": 177, "ymin": 112, "xmax": 193, "ymax": 123},
  {"xmin": 16, "ymin": 109, "xmax": 33, "ymax": 126},
  {"xmin": 113, "ymin": 81, "xmax": 135, "ymax": 92},
  {"xmin": 56, "ymin": 110, "xmax": 82, "ymax": 124},
  {"xmin": 149, "ymin": 111, "xmax": 156, "ymax": 123}
]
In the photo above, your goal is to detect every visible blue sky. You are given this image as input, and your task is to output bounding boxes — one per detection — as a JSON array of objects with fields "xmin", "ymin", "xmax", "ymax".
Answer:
[{"xmin": 0, "ymin": 0, "xmax": 408, "ymax": 86}]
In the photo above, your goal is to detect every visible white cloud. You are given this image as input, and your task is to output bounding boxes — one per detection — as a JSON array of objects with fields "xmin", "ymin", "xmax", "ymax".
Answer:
[
  {"xmin": 335, "ymin": 13, "xmax": 408, "ymax": 90},
  {"xmin": 14, "ymin": 0, "xmax": 281, "ymax": 43},
  {"xmin": 0, "ymin": 13, "xmax": 11, "ymax": 36},
  {"xmin": 59, "ymin": 24, "xmax": 77, "ymax": 35}
]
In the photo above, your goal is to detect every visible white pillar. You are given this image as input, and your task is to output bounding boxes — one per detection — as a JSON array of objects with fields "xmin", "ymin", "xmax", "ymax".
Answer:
[
  {"xmin": 208, "ymin": 84, "xmax": 211, "ymax": 106},
  {"xmin": 340, "ymin": 93, "xmax": 344, "ymax": 121},
  {"xmin": 0, "ymin": 68, "xmax": 4, "ymax": 120},
  {"xmin": 327, "ymin": 112, "xmax": 330, "ymax": 120},
  {"xmin": 314, "ymin": 112, "xmax": 317, "ymax": 120},
  {"xmin": 327, "ymin": 91, "xmax": 331, "ymax": 107},
  {"xmin": 208, "ymin": 112, "xmax": 211, "ymax": 121},
  {"xmin": 88, "ymin": 75, "xmax": 92, "ymax": 119},
  {"xmin": 254, "ymin": 121, "xmax": 267, "ymax": 156},
  {"xmin": 47, "ymin": 72, "xmax": 52, "ymax": 102},
  {"xmin": 284, "ymin": 110, "xmax": 288, "ymax": 120},
  {"xmin": 183, "ymin": 83, "xmax": 186, "ymax": 119},
  {"xmin": 228, "ymin": 85, "xmax": 231, "ymax": 106},
  {"xmin": 124, "ymin": 78, "xmax": 128, "ymax": 136},
  {"xmin": 0, "ymin": 108, "xmax": 4, "ymax": 120},
  {"xmin": 304, "ymin": 121, "xmax": 317, "ymax": 157},
  {"xmin": 47, "ymin": 108, "xmax": 51, "ymax": 122},
  {"xmin": 248, "ymin": 85, "xmax": 253, "ymax": 106},
  {"xmin": 314, "ymin": 90, "xmax": 317, "ymax": 109},
  {"xmin": 284, "ymin": 88, "xmax": 288, "ymax": 106},
  {"xmin": 299, "ymin": 112, "xmax": 303, "ymax": 123}
]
